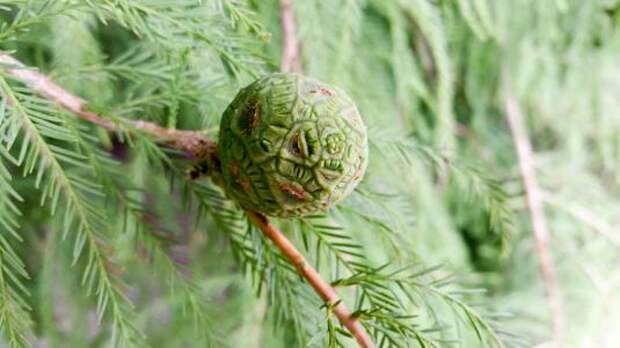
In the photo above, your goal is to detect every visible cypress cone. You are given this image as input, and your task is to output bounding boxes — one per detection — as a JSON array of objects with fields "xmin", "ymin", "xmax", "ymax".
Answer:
[{"xmin": 218, "ymin": 73, "xmax": 368, "ymax": 217}]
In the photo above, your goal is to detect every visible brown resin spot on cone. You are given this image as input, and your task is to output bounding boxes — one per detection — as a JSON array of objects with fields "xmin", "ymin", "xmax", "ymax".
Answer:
[
  {"xmin": 319, "ymin": 87, "xmax": 333, "ymax": 96},
  {"xmin": 279, "ymin": 181, "xmax": 308, "ymax": 200},
  {"xmin": 250, "ymin": 103, "xmax": 261, "ymax": 130},
  {"xmin": 239, "ymin": 99, "xmax": 262, "ymax": 135}
]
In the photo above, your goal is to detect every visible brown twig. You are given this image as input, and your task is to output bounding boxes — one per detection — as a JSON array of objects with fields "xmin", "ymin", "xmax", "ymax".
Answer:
[
  {"xmin": 279, "ymin": 0, "xmax": 302, "ymax": 73},
  {"xmin": 0, "ymin": 53, "xmax": 216, "ymax": 159},
  {"xmin": 246, "ymin": 211, "xmax": 375, "ymax": 348},
  {"xmin": 1, "ymin": 52, "xmax": 375, "ymax": 347},
  {"xmin": 505, "ymin": 95, "xmax": 565, "ymax": 346}
]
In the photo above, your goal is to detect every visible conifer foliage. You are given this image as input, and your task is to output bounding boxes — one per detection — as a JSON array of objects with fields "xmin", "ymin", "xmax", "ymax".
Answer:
[{"xmin": 0, "ymin": 1, "xmax": 618, "ymax": 347}]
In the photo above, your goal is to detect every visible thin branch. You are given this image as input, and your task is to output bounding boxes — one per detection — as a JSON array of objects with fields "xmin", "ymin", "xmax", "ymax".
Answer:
[
  {"xmin": 1, "ymin": 52, "xmax": 375, "ymax": 347},
  {"xmin": 246, "ymin": 210, "xmax": 375, "ymax": 348},
  {"xmin": 505, "ymin": 95, "xmax": 565, "ymax": 346},
  {"xmin": 0, "ymin": 53, "xmax": 216, "ymax": 159},
  {"xmin": 279, "ymin": 0, "xmax": 302, "ymax": 73}
]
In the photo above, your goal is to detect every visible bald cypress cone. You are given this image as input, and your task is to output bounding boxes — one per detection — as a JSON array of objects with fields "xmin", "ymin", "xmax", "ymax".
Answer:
[{"xmin": 218, "ymin": 73, "xmax": 368, "ymax": 217}]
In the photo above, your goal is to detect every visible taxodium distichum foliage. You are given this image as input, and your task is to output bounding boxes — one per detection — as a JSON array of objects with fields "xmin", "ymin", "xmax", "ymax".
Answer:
[{"xmin": 1, "ymin": 1, "xmax": 617, "ymax": 348}]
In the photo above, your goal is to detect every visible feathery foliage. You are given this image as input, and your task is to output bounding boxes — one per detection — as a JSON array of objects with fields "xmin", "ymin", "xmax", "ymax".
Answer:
[{"xmin": 0, "ymin": 0, "xmax": 617, "ymax": 347}]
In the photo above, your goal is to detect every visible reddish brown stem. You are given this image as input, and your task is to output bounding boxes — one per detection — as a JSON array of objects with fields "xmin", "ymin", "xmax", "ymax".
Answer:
[
  {"xmin": 505, "ymin": 95, "xmax": 565, "ymax": 346},
  {"xmin": 279, "ymin": 0, "xmax": 302, "ymax": 73},
  {"xmin": 246, "ymin": 210, "xmax": 375, "ymax": 348},
  {"xmin": 0, "ymin": 53, "xmax": 216, "ymax": 159}
]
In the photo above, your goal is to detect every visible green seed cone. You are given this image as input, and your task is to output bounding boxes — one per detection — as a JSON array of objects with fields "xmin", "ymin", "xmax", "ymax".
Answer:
[{"xmin": 218, "ymin": 73, "xmax": 368, "ymax": 217}]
